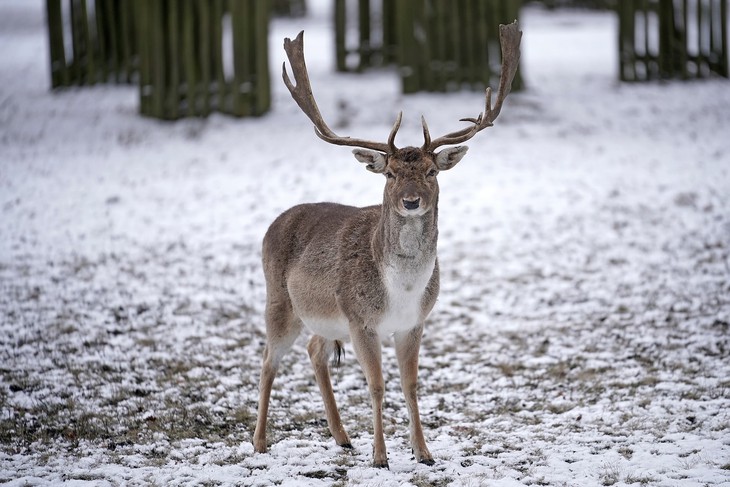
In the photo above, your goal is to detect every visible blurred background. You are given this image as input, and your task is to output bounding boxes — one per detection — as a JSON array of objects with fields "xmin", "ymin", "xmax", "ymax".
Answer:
[
  {"xmin": 37, "ymin": 0, "xmax": 729, "ymax": 119},
  {"xmin": 1, "ymin": 1, "xmax": 729, "ymax": 485}
]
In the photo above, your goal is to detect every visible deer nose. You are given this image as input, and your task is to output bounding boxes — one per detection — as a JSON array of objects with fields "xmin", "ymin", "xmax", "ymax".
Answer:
[{"xmin": 403, "ymin": 198, "xmax": 420, "ymax": 210}]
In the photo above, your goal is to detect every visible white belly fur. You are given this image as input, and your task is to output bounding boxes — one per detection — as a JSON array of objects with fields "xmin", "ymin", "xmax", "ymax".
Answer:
[
  {"xmin": 378, "ymin": 257, "xmax": 436, "ymax": 338},
  {"xmin": 299, "ymin": 314, "xmax": 350, "ymax": 341},
  {"xmin": 294, "ymin": 258, "xmax": 435, "ymax": 341}
]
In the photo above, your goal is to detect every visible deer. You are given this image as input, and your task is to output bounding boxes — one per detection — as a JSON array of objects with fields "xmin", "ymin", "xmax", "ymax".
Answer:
[{"xmin": 252, "ymin": 22, "xmax": 521, "ymax": 468}]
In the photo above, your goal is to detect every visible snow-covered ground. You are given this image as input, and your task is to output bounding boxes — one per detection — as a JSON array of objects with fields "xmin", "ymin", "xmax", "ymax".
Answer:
[{"xmin": 1, "ymin": 1, "xmax": 729, "ymax": 485}]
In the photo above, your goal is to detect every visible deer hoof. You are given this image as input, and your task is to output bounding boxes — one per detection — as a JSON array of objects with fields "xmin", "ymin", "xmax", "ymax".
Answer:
[
  {"xmin": 373, "ymin": 460, "xmax": 390, "ymax": 469},
  {"xmin": 253, "ymin": 439, "xmax": 267, "ymax": 454},
  {"xmin": 419, "ymin": 457, "xmax": 435, "ymax": 466},
  {"xmin": 340, "ymin": 442, "xmax": 354, "ymax": 450}
]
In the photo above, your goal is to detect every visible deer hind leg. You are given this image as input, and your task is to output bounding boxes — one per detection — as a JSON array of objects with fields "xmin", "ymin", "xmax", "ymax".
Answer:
[
  {"xmin": 307, "ymin": 336, "xmax": 352, "ymax": 448},
  {"xmin": 394, "ymin": 325, "xmax": 434, "ymax": 465},
  {"xmin": 349, "ymin": 324, "xmax": 388, "ymax": 468},
  {"xmin": 253, "ymin": 298, "xmax": 302, "ymax": 453}
]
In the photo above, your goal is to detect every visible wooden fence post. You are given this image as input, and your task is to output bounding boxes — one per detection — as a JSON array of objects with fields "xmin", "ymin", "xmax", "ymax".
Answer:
[
  {"xmin": 137, "ymin": 0, "xmax": 271, "ymax": 119},
  {"xmin": 334, "ymin": 0, "xmax": 522, "ymax": 93},
  {"xmin": 46, "ymin": 0, "xmax": 138, "ymax": 88},
  {"xmin": 334, "ymin": 0, "xmax": 397, "ymax": 72},
  {"xmin": 397, "ymin": 0, "xmax": 522, "ymax": 94},
  {"xmin": 47, "ymin": 0, "xmax": 69, "ymax": 87},
  {"xmin": 617, "ymin": 0, "xmax": 728, "ymax": 81},
  {"xmin": 272, "ymin": 0, "xmax": 306, "ymax": 17},
  {"xmin": 46, "ymin": 0, "xmax": 270, "ymax": 118}
]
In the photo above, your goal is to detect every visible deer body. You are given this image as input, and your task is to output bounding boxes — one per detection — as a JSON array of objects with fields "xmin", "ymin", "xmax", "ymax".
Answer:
[
  {"xmin": 253, "ymin": 25, "xmax": 521, "ymax": 468},
  {"xmin": 255, "ymin": 149, "xmax": 445, "ymax": 467},
  {"xmin": 264, "ymin": 200, "xmax": 439, "ymax": 342}
]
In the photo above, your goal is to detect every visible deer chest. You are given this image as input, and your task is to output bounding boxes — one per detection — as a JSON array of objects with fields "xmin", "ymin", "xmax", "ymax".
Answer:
[{"xmin": 378, "ymin": 257, "xmax": 436, "ymax": 338}]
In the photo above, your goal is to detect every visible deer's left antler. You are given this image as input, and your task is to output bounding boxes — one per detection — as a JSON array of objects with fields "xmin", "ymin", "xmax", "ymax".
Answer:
[{"xmin": 422, "ymin": 21, "xmax": 522, "ymax": 152}]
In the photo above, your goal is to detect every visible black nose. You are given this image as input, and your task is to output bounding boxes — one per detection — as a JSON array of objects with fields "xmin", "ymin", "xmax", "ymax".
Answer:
[{"xmin": 403, "ymin": 198, "xmax": 420, "ymax": 210}]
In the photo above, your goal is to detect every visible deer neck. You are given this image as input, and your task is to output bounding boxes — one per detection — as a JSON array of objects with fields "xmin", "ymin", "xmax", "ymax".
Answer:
[{"xmin": 374, "ymin": 204, "xmax": 438, "ymax": 268}]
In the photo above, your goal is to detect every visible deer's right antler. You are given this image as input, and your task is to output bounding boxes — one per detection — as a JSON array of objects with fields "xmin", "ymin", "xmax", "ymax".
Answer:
[{"xmin": 283, "ymin": 31, "xmax": 401, "ymax": 154}]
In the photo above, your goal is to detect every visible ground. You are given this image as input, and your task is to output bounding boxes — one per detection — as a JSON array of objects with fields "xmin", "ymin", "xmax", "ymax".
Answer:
[{"xmin": 1, "ymin": 1, "xmax": 729, "ymax": 486}]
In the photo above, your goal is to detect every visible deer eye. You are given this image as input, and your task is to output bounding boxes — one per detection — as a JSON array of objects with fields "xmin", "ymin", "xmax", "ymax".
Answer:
[
  {"xmin": 385, "ymin": 172, "xmax": 395, "ymax": 180},
  {"xmin": 427, "ymin": 169, "xmax": 438, "ymax": 178}
]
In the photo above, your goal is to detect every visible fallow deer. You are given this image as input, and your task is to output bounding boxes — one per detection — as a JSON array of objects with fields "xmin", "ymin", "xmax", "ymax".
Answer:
[{"xmin": 253, "ymin": 23, "xmax": 521, "ymax": 468}]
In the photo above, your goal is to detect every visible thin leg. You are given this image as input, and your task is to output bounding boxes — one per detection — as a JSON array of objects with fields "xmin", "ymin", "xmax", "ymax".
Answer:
[
  {"xmin": 394, "ymin": 325, "xmax": 434, "ymax": 465},
  {"xmin": 349, "ymin": 324, "xmax": 388, "ymax": 468},
  {"xmin": 307, "ymin": 336, "xmax": 352, "ymax": 448},
  {"xmin": 252, "ymin": 299, "xmax": 301, "ymax": 453}
]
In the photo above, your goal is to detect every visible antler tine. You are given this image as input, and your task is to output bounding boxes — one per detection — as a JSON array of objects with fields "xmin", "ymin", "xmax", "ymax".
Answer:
[
  {"xmin": 425, "ymin": 91, "xmax": 490, "ymax": 150},
  {"xmin": 427, "ymin": 21, "xmax": 522, "ymax": 152},
  {"xmin": 420, "ymin": 115, "xmax": 431, "ymax": 150},
  {"xmin": 283, "ymin": 31, "xmax": 395, "ymax": 154},
  {"xmin": 387, "ymin": 111, "xmax": 403, "ymax": 153}
]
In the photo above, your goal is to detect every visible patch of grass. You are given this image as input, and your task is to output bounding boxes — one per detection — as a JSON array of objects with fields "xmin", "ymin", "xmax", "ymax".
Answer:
[
  {"xmin": 637, "ymin": 397, "xmax": 652, "ymax": 408},
  {"xmin": 5, "ymin": 373, "xmax": 42, "ymax": 395},
  {"xmin": 64, "ymin": 472, "xmax": 108, "ymax": 482},
  {"xmin": 624, "ymin": 472, "xmax": 657, "ymax": 485},
  {"xmin": 490, "ymin": 397, "xmax": 523, "ymax": 416},
  {"xmin": 679, "ymin": 389, "xmax": 704, "ymax": 401},
  {"xmin": 232, "ymin": 406, "xmax": 257, "ymax": 432},
  {"xmin": 677, "ymin": 448, "xmax": 701, "ymax": 458},
  {"xmin": 676, "ymin": 453, "xmax": 703, "ymax": 470},
  {"xmin": 598, "ymin": 461, "xmax": 621, "ymax": 486},
  {"xmin": 332, "ymin": 450, "xmax": 356, "ymax": 468},
  {"xmin": 617, "ymin": 446, "xmax": 633, "ymax": 459},
  {"xmin": 0, "ymin": 397, "xmax": 117, "ymax": 453},
  {"xmin": 482, "ymin": 445, "xmax": 507, "ymax": 458},
  {"xmin": 547, "ymin": 402, "xmax": 575, "ymax": 415},
  {"xmin": 461, "ymin": 444, "xmax": 480, "ymax": 457},
  {"xmin": 1, "ymin": 348, "xmax": 261, "ymax": 457},
  {"xmin": 301, "ymin": 468, "xmax": 347, "ymax": 481},
  {"xmin": 147, "ymin": 399, "xmax": 239, "ymax": 443},
  {"xmin": 409, "ymin": 472, "xmax": 452, "ymax": 487},
  {"xmin": 496, "ymin": 362, "xmax": 525, "ymax": 378}
]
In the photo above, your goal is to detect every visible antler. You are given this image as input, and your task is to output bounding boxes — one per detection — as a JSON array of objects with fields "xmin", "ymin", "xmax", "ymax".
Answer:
[
  {"xmin": 283, "ymin": 31, "xmax": 401, "ymax": 154},
  {"xmin": 423, "ymin": 21, "xmax": 522, "ymax": 152}
]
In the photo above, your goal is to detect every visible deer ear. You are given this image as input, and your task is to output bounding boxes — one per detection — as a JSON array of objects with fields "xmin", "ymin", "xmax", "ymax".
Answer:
[
  {"xmin": 353, "ymin": 149, "xmax": 387, "ymax": 173},
  {"xmin": 435, "ymin": 146, "xmax": 468, "ymax": 171}
]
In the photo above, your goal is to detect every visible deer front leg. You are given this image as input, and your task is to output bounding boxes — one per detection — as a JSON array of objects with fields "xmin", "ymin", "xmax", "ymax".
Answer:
[
  {"xmin": 394, "ymin": 325, "xmax": 434, "ymax": 465},
  {"xmin": 307, "ymin": 335, "xmax": 352, "ymax": 448},
  {"xmin": 349, "ymin": 324, "xmax": 388, "ymax": 468}
]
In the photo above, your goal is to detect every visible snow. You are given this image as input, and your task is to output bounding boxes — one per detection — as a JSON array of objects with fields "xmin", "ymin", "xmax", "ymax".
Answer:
[{"xmin": 2, "ymin": 0, "xmax": 730, "ymax": 486}]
